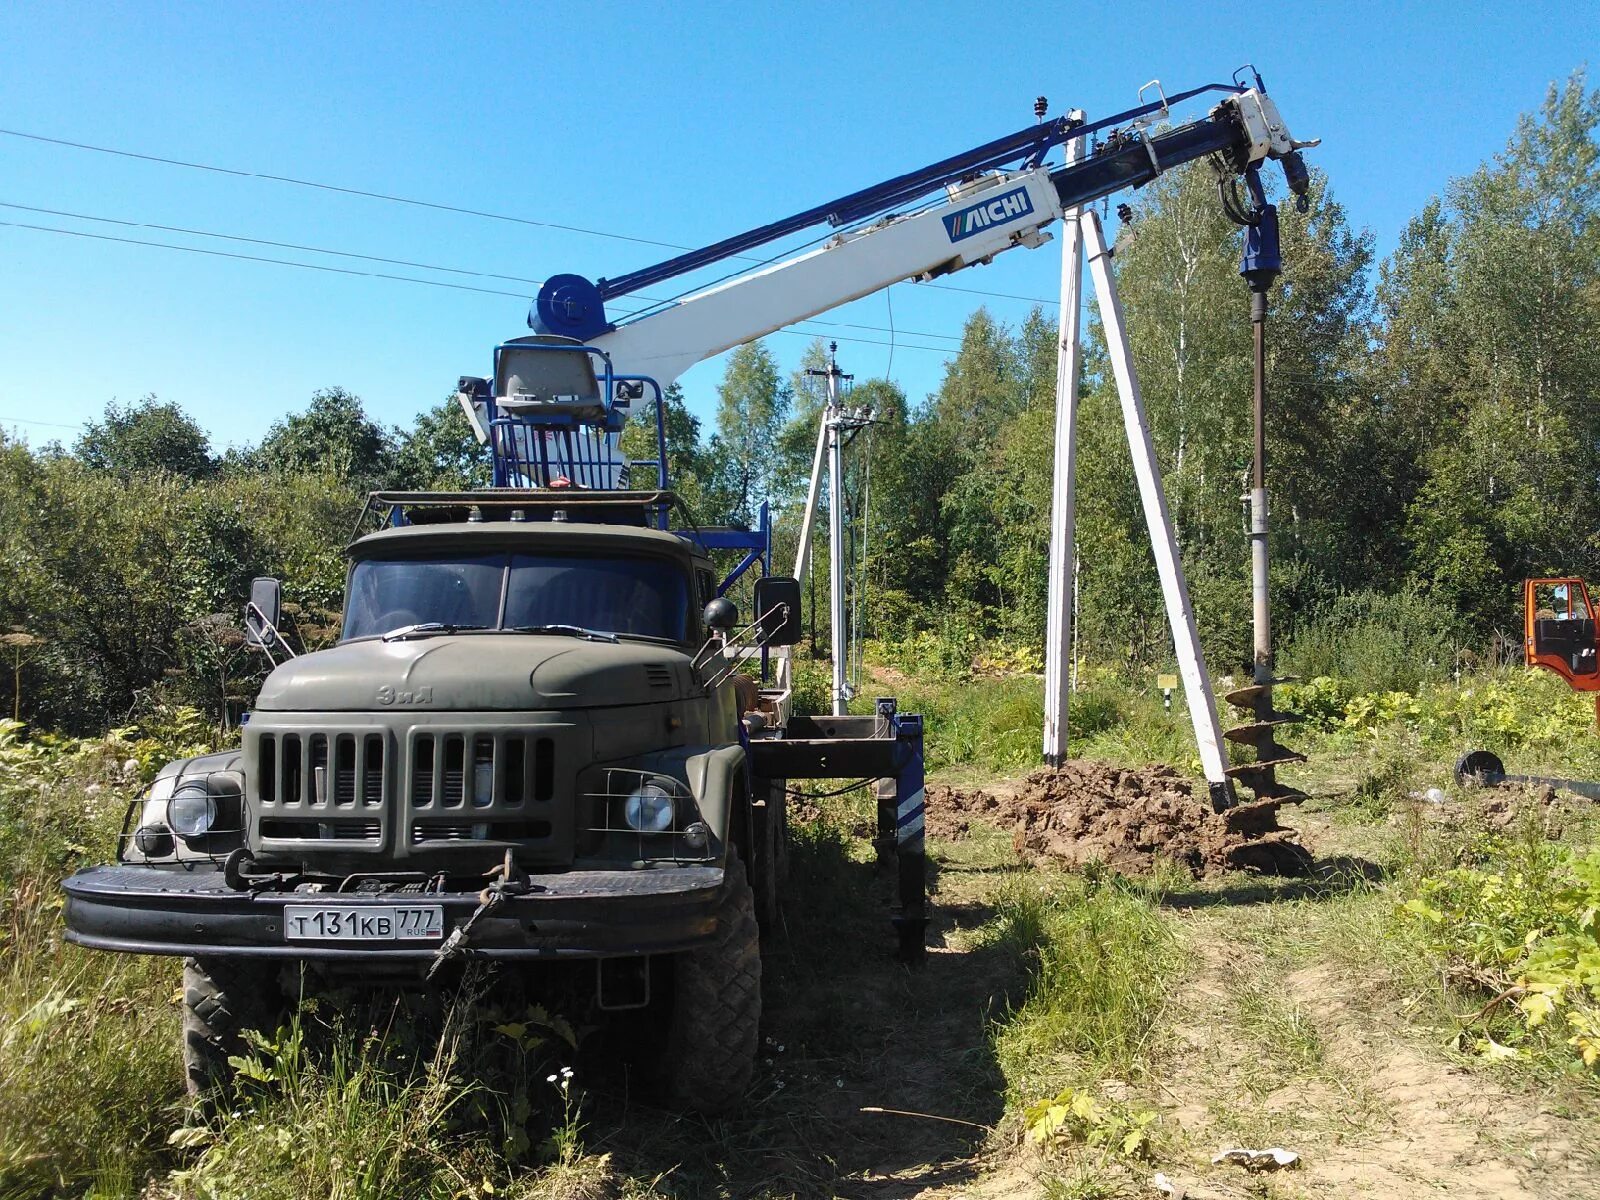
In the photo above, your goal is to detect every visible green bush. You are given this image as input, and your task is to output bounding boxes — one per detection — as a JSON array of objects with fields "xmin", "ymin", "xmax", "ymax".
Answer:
[
  {"xmin": 1284, "ymin": 587, "xmax": 1462, "ymax": 695},
  {"xmin": 0, "ymin": 446, "xmax": 360, "ymax": 733},
  {"xmin": 871, "ymin": 628, "xmax": 978, "ymax": 680},
  {"xmin": 1282, "ymin": 668, "xmax": 1597, "ymax": 764},
  {"xmin": 1278, "ymin": 675, "xmax": 1354, "ymax": 731},
  {"xmin": 885, "ymin": 674, "xmax": 1045, "ymax": 773},
  {"xmin": 788, "ymin": 656, "xmax": 831, "ymax": 717},
  {"xmin": 1064, "ymin": 684, "xmax": 1124, "ymax": 739}
]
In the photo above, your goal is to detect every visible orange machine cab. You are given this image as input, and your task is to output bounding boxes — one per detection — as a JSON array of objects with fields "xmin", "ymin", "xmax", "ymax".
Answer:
[{"xmin": 1525, "ymin": 579, "xmax": 1600, "ymax": 720}]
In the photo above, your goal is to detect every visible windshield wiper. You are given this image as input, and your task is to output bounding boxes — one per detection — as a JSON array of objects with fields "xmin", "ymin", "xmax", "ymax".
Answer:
[
  {"xmin": 508, "ymin": 623, "xmax": 621, "ymax": 643},
  {"xmin": 381, "ymin": 623, "xmax": 489, "ymax": 642}
]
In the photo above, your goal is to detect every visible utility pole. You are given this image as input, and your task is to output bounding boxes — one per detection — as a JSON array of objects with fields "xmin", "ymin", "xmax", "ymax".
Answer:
[
  {"xmin": 792, "ymin": 389, "xmax": 830, "ymax": 590},
  {"xmin": 1070, "ymin": 547, "xmax": 1080, "ymax": 694},
  {"xmin": 1248, "ymin": 210, "xmax": 1275, "ymax": 698},
  {"xmin": 806, "ymin": 344, "xmax": 858, "ymax": 716},
  {"xmin": 828, "ymin": 355, "xmax": 848, "ymax": 717},
  {"xmin": 1042, "ymin": 105, "xmax": 1088, "ymax": 766}
]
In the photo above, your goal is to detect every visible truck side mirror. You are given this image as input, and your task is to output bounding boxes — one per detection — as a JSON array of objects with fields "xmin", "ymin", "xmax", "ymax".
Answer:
[
  {"xmin": 754, "ymin": 576, "xmax": 803, "ymax": 647},
  {"xmin": 702, "ymin": 597, "xmax": 738, "ymax": 634},
  {"xmin": 245, "ymin": 577, "xmax": 283, "ymax": 647}
]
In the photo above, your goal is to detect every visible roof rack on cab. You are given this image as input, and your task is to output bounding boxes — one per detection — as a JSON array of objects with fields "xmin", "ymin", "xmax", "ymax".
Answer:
[{"xmin": 352, "ymin": 488, "xmax": 684, "ymax": 539}]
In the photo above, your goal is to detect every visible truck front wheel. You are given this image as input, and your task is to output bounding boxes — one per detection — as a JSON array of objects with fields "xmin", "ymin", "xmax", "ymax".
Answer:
[
  {"xmin": 182, "ymin": 956, "xmax": 281, "ymax": 1098},
  {"xmin": 661, "ymin": 850, "xmax": 762, "ymax": 1112}
]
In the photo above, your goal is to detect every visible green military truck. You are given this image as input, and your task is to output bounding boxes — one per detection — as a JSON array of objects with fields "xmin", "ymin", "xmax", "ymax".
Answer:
[{"xmin": 61, "ymin": 340, "xmax": 927, "ymax": 1113}]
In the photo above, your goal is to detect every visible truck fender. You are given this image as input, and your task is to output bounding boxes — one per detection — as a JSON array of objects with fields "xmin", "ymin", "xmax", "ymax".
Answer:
[
  {"xmin": 154, "ymin": 749, "xmax": 246, "ymax": 785},
  {"xmin": 683, "ymin": 743, "xmax": 748, "ymax": 858}
]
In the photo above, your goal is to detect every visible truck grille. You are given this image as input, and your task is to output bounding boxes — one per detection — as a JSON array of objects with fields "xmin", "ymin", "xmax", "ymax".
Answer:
[
  {"xmin": 407, "ymin": 732, "xmax": 565, "ymax": 857},
  {"xmin": 254, "ymin": 731, "xmax": 387, "ymax": 846},
  {"xmin": 248, "ymin": 720, "xmax": 576, "ymax": 863}
]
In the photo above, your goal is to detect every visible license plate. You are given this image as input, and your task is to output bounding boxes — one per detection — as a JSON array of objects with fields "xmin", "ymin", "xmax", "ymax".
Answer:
[{"xmin": 284, "ymin": 905, "xmax": 444, "ymax": 942}]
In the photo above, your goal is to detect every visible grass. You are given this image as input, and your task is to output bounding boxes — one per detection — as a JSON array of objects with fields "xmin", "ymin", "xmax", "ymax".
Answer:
[
  {"xmin": 174, "ymin": 1024, "xmax": 476, "ymax": 1200},
  {"xmin": 0, "ymin": 946, "xmax": 179, "ymax": 1199},
  {"xmin": 1040, "ymin": 1157, "xmax": 1136, "ymax": 1200},
  {"xmin": 166, "ymin": 983, "xmax": 590, "ymax": 1200},
  {"xmin": 1222, "ymin": 962, "xmax": 1327, "ymax": 1078},
  {"xmin": 857, "ymin": 667, "xmax": 1199, "ymax": 779},
  {"xmin": 983, "ymin": 872, "xmax": 1181, "ymax": 1105}
]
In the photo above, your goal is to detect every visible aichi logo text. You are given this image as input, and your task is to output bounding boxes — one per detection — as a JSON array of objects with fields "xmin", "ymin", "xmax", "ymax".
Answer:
[{"xmin": 942, "ymin": 186, "xmax": 1035, "ymax": 242}]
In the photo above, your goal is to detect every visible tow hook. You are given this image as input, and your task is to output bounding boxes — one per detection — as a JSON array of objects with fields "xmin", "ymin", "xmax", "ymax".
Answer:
[
  {"xmin": 222, "ymin": 847, "xmax": 302, "ymax": 894},
  {"xmin": 425, "ymin": 851, "xmax": 534, "ymax": 982}
]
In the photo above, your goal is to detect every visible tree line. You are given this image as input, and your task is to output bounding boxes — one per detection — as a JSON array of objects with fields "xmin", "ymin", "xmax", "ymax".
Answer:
[{"xmin": 1, "ymin": 71, "xmax": 1594, "ymax": 732}]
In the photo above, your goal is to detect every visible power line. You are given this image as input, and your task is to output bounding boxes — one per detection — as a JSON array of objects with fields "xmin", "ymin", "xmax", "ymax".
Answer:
[
  {"xmin": 0, "ymin": 414, "xmax": 83, "ymax": 430},
  {"xmin": 0, "ymin": 124, "xmax": 1061, "ymax": 309},
  {"xmin": 771, "ymin": 328, "xmax": 947, "ymax": 354},
  {"xmin": 0, "ymin": 219, "xmax": 531, "ymax": 298},
  {"xmin": 928, "ymin": 280, "xmax": 1058, "ymax": 306},
  {"xmin": 0, "ymin": 127, "xmax": 691, "ymax": 252},
  {"xmin": 0, "ymin": 206, "xmax": 967, "ymax": 347},
  {"xmin": 0, "ymin": 219, "xmax": 960, "ymax": 355},
  {"xmin": 0, "ymin": 201, "xmax": 545, "ymax": 285},
  {"xmin": 801, "ymin": 315, "xmax": 960, "ymax": 345}
]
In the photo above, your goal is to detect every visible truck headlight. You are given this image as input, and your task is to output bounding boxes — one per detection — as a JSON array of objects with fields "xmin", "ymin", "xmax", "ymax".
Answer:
[
  {"xmin": 167, "ymin": 781, "xmax": 217, "ymax": 839},
  {"xmin": 624, "ymin": 781, "xmax": 676, "ymax": 833}
]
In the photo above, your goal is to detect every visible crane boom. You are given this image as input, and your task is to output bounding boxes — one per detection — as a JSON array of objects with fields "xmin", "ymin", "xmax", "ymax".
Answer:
[
  {"xmin": 589, "ymin": 168, "xmax": 1062, "ymax": 387},
  {"xmin": 445, "ymin": 75, "xmax": 1317, "ymax": 808},
  {"xmin": 526, "ymin": 87, "xmax": 1311, "ymax": 389}
]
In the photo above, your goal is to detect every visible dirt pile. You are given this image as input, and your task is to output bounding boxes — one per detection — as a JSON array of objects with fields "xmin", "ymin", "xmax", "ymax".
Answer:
[{"xmin": 928, "ymin": 761, "xmax": 1311, "ymax": 877}]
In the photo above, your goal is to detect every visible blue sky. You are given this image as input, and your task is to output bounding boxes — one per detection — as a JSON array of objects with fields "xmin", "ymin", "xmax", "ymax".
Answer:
[{"xmin": 1, "ymin": 1, "xmax": 1595, "ymax": 452}]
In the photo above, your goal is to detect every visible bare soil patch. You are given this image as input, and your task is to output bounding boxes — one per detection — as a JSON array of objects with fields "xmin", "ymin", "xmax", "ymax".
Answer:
[
  {"xmin": 927, "ymin": 761, "xmax": 1310, "ymax": 877},
  {"xmin": 1153, "ymin": 941, "xmax": 1599, "ymax": 1200}
]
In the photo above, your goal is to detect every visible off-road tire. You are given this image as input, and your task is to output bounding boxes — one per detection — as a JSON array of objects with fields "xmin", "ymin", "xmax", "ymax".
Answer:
[
  {"xmin": 182, "ymin": 956, "xmax": 280, "ymax": 1098},
  {"xmin": 661, "ymin": 851, "xmax": 762, "ymax": 1113}
]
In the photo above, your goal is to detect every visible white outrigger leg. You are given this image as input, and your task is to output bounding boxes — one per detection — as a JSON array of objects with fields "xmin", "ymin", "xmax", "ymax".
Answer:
[
  {"xmin": 1044, "ymin": 209, "xmax": 1234, "ymax": 807},
  {"xmin": 1042, "ymin": 116, "xmax": 1087, "ymax": 767}
]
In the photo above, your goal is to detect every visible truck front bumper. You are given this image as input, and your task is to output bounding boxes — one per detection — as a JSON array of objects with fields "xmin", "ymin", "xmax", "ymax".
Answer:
[{"xmin": 62, "ymin": 863, "xmax": 723, "ymax": 961}]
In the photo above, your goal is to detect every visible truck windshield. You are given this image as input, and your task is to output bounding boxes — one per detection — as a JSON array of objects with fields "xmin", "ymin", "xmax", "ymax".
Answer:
[{"xmin": 342, "ymin": 551, "xmax": 689, "ymax": 642}]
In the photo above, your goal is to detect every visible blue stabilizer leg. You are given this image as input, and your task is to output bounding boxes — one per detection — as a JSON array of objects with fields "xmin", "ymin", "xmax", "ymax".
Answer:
[{"xmin": 891, "ymin": 710, "xmax": 927, "ymax": 961}]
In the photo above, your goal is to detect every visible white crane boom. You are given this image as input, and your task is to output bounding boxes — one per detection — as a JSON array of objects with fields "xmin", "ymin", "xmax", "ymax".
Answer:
[
  {"xmin": 576, "ymin": 88, "xmax": 1309, "ymax": 389},
  {"xmin": 588, "ymin": 169, "xmax": 1061, "ymax": 388}
]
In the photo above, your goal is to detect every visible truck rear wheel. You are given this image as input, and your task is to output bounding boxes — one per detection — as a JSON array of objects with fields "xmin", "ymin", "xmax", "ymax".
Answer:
[
  {"xmin": 182, "ymin": 956, "xmax": 281, "ymax": 1098},
  {"xmin": 661, "ymin": 851, "xmax": 761, "ymax": 1112}
]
